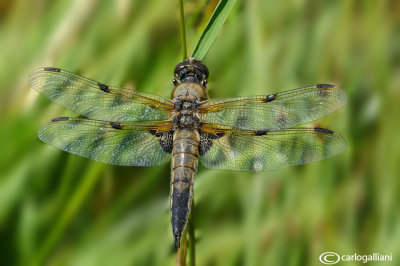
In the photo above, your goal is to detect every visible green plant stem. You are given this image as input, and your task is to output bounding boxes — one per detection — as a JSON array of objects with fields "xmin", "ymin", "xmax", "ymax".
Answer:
[
  {"xmin": 188, "ymin": 200, "xmax": 195, "ymax": 266},
  {"xmin": 177, "ymin": 231, "xmax": 188, "ymax": 266},
  {"xmin": 179, "ymin": 0, "xmax": 188, "ymax": 60}
]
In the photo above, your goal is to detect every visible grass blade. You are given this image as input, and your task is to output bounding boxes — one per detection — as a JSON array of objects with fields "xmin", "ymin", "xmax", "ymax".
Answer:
[
  {"xmin": 192, "ymin": 0, "xmax": 237, "ymax": 60},
  {"xmin": 179, "ymin": 0, "xmax": 188, "ymax": 60}
]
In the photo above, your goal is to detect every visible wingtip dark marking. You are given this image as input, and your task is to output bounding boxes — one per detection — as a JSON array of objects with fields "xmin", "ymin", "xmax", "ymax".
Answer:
[
  {"xmin": 109, "ymin": 122, "xmax": 122, "ymax": 130},
  {"xmin": 43, "ymin": 67, "xmax": 61, "ymax": 72},
  {"xmin": 314, "ymin": 127, "xmax": 334, "ymax": 134},
  {"xmin": 254, "ymin": 130, "xmax": 269, "ymax": 136},
  {"xmin": 97, "ymin": 82, "xmax": 110, "ymax": 93},
  {"xmin": 263, "ymin": 93, "xmax": 277, "ymax": 102},
  {"xmin": 51, "ymin": 117, "xmax": 70, "ymax": 122},
  {"xmin": 316, "ymin": 84, "xmax": 335, "ymax": 89}
]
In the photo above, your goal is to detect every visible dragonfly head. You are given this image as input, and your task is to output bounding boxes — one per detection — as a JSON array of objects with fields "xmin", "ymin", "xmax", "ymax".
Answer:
[{"xmin": 173, "ymin": 57, "xmax": 209, "ymax": 87}]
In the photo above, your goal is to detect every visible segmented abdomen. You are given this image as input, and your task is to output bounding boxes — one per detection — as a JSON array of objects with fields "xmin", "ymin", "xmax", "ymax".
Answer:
[{"xmin": 170, "ymin": 129, "xmax": 199, "ymax": 248}]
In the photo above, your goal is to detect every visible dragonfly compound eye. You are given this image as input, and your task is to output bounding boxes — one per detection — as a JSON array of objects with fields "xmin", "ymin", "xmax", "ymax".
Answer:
[{"xmin": 174, "ymin": 58, "xmax": 209, "ymax": 84}]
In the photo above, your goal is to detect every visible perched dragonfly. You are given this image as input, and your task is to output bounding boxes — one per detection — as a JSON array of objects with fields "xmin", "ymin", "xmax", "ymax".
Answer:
[{"xmin": 28, "ymin": 58, "xmax": 347, "ymax": 248}]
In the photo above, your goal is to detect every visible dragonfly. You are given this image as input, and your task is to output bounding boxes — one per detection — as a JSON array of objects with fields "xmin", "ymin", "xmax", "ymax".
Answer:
[{"xmin": 28, "ymin": 58, "xmax": 347, "ymax": 248}]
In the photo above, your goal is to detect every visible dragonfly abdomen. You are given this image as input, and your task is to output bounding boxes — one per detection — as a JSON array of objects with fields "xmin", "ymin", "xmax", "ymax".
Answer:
[{"xmin": 170, "ymin": 129, "xmax": 199, "ymax": 248}]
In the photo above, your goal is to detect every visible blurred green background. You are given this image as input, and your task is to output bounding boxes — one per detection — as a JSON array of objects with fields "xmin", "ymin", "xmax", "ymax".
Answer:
[{"xmin": 1, "ymin": 0, "xmax": 399, "ymax": 265}]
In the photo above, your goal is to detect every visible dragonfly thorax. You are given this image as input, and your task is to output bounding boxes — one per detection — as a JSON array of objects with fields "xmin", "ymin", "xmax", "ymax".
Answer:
[
  {"xmin": 174, "ymin": 98, "xmax": 199, "ymax": 110},
  {"xmin": 172, "ymin": 97, "xmax": 200, "ymax": 129},
  {"xmin": 175, "ymin": 115, "xmax": 199, "ymax": 128}
]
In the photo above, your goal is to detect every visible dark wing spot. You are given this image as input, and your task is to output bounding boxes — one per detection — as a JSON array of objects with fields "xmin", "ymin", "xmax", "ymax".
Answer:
[
  {"xmin": 316, "ymin": 84, "xmax": 335, "ymax": 89},
  {"xmin": 215, "ymin": 132, "xmax": 225, "ymax": 138},
  {"xmin": 149, "ymin": 130, "xmax": 165, "ymax": 137},
  {"xmin": 263, "ymin": 94, "xmax": 277, "ymax": 102},
  {"xmin": 199, "ymin": 132, "xmax": 213, "ymax": 155},
  {"xmin": 51, "ymin": 117, "xmax": 70, "ymax": 122},
  {"xmin": 110, "ymin": 122, "xmax": 122, "ymax": 129},
  {"xmin": 254, "ymin": 130, "xmax": 268, "ymax": 136},
  {"xmin": 43, "ymin": 67, "xmax": 61, "ymax": 72},
  {"xmin": 199, "ymin": 131, "xmax": 226, "ymax": 155},
  {"xmin": 97, "ymin": 82, "xmax": 110, "ymax": 93},
  {"xmin": 159, "ymin": 131, "xmax": 173, "ymax": 153},
  {"xmin": 314, "ymin": 127, "xmax": 334, "ymax": 134},
  {"xmin": 148, "ymin": 130, "xmax": 173, "ymax": 152}
]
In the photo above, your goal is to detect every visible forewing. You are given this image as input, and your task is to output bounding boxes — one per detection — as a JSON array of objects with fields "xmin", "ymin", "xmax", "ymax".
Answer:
[
  {"xmin": 200, "ymin": 125, "xmax": 347, "ymax": 172},
  {"xmin": 29, "ymin": 68, "xmax": 174, "ymax": 122},
  {"xmin": 199, "ymin": 84, "xmax": 347, "ymax": 130},
  {"xmin": 38, "ymin": 117, "xmax": 172, "ymax": 166}
]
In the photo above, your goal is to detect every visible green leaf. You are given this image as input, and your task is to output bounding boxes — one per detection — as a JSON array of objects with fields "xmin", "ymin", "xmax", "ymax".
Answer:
[{"xmin": 192, "ymin": 0, "xmax": 237, "ymax": 60}]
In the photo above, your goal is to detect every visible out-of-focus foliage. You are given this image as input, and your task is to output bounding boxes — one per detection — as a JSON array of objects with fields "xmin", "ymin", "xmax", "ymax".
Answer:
[{"xmin": 0, "ymin": 1, "xmax": 399, "ymax": 266}]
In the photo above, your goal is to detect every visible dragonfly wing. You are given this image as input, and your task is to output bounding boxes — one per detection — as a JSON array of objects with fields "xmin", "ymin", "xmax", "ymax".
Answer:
[
  {"xmin": 38, "ymin": 117, "xmax": 172, "ymax": 166},
  {"xmin": 29, "ymin": 68, "xmax": 174, "ymax": 122},
  {"xmin": 200, "ymin": 125, "xmax": 347, "ymax": 172},
  {"xmin": 199, "ymin": 84, "xmax": 347, "ymax": 130}
]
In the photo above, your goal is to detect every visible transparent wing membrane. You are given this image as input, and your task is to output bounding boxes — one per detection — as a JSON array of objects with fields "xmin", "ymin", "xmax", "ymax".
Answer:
[
  {"xmin": 38, "ymin": 117, "xmax": 172, "ymax": 166},
  {"xmin": 29, "ymin": 68, "xmax": 174, "ymax": 122},
  {"xmin": 200, "ymin": 126, "xmax": 347, "ymax": 172},
  {"xmin": 199, "ymin": 84, "xmax": 347, "ymax": 130}
]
